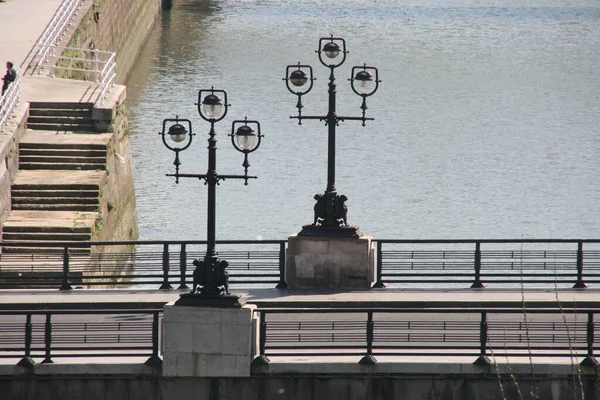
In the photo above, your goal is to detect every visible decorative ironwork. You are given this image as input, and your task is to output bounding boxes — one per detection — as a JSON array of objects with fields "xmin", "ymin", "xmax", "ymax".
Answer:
[
  {"xmin": 284, "ymin": 36, "xmax": 380, "ymax": 234},
  {"xmin": 159, "ymin": 87, "xmax": 262, "ymax": 303}
]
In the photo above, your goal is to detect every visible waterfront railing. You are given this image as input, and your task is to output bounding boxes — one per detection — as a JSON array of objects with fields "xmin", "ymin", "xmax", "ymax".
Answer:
[
  {"xmin": 0, "ymin": 240, "xmax": 287, "ymax": 290},
  {"xmin": 1, "ymin": 239, "xmax": 600, "ymax": 290},
  {"xmin": 375, "ymin": 239, "xmax": 600, "ymax": 289},
  {"xmin": 0, "ymin": 308, "xmax": 162, "ymax": 367},
  {"xmin": 3, "ymin": 306, "xmax": 598, "ymax": 367},
  {"xmin": 20, "ymin": 0, "xmax": 85, "ymax": 75},
  {"xmin": 0, "ymin": 68, "xmax": 21, "ymax": 132},
  {"xmin": 254, "ymin": 307, "xmax": 599, "ymax": 366}
]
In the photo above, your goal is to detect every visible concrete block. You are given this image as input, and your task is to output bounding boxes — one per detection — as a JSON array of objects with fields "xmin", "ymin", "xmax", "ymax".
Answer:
[
  {"xmin": 221, "ymin": 323, "xmax": 251, "ymax": 356},
  {"xmin": 193, "ymin": 323, "xmax": 222, "ymax": 354},
  {"xmin": 162, "ymin": 304, "xmax": 255, "ymax": 377},
  {"xmin": 207, "ymin": 354, "xmax": 250, "ymax": 377},
  {"xmin": 219, "ymin": 305, "xmax": 254, "ymax": 326},
  {"xmin": 287, "ymin": 234, "xmax": 375, "ymax": 289},
  {"xmin": 164, "ymin": 305, "xmax": 221, "ymax": 325},
  {"xmin": 163, "ymin": 322, "xmax": 194, "ymax": 353}
]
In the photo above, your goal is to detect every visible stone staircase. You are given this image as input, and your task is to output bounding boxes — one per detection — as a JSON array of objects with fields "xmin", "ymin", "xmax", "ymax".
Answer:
[
  {"xmin": 1, "ymin": 103, "xmax": 111, "ymax": 253},
  {"xmin": 11, "ymin": 181, "xmax": 100, "ymax": 212},
  {"xmin": 19, "ymin": 142, "xmax": 107, "ymax": 171},
  {"xmin": 27, "ymin": 102, "xmax": 94, "ymax": 132}
]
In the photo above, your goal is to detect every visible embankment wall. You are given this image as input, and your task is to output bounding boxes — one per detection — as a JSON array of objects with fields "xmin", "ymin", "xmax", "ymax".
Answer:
[
  {"xmin": 65, "ymin": 0, "xmax": 163, "ymax": 84},
  {"xmin": 3, "ymin": 373, "xmax": 599, "ymax": 400}
]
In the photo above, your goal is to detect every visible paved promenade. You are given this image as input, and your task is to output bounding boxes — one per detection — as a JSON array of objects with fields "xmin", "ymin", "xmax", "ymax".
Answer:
[
  {"xmin": 0, "ymin": 0, "xmax": 109, "ymax": 114},
  {"xmin": 0, "ymin": 0, "xmax": 63, "ymax": 69},
  {"xmin": 2, "ymin": 287, "xmax": 600, "ymax": 309}
]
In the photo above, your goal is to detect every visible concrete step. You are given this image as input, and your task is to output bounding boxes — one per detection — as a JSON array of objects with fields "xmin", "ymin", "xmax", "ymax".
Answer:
[
  {"xmin": 12, "ymin": 189, "xmax": 99, "ymax": 198},
  {"xmin": 28, "ymin": 116, "xmax": 92, "ymax": 124},
  {"xmin": 19, "ymin": 148, "xmax": 107, "ymax": 157},
  {"xmin": 18, "ymin": 163, "xmax": 106, "ymax": 171},
  {"xmin": 19, "ymin": 155, "xmax": 106, "ymax": 164},
  {"xmin": 11, "ymin": 203, "xmax": 100, "ymax": 211},
  {"xmin": 12, "ymin": 197, "xmax": 99, "ymax": 205},
  {"xmin": 2, "ymin": 225, "xmax": 92, "ymax": 233},
  {"xmin": 1, "ymin": 246, "xmax": 91, "ymax": 254},
  {"xmin": 1, "ymin": 210, "xmax": 97, "ymax": 254},
  {"xmin": 19, "ymin": 142, "xmax": 107, "ymax": 151},
  {"xmin": 27, "ymin": 123, "xmax": 95, "ymax": 131},
  {"xmin": 29, "ymin": 109, "xmax": 93, "ymax": 117},
  {"xmin": 29, "ymin": 102, "xmax": 93, "ymax": 111},
  {"xmin": 12, "ymin": 183, "xmax": 100, "ymax": 191},
  {"xmin": 2, "ymin": 232, "xmax": 93, "ymax": 241}
]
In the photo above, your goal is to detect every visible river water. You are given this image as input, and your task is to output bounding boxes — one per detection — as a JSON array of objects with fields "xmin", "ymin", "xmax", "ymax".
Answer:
[{"xmin": 125, "ymin": 0, "xmax": 600, "ymax": 242}]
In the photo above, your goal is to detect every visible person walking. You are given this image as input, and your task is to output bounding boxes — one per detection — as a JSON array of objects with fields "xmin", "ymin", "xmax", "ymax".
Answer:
[{"xmin": 2, "ymin": 61, "xmax": 16, "ymax": 96}]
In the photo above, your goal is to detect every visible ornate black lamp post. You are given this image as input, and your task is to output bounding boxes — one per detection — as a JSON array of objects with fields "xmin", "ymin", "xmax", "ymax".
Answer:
[
  {"xmin": 284, "ymin": 35, "xmax": 380, "ymax": 237},
  {"xmin": 159, "ymin": 87, "xmax": 262, "ymax": 306}
]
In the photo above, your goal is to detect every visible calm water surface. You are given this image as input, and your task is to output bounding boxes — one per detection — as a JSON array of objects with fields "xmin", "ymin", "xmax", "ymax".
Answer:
[{"xmin": 125, "ymin": 0, "xmax": 600, "ymax": 242}]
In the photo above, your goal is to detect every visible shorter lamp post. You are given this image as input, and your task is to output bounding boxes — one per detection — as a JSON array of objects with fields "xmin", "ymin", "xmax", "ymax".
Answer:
[
  {"xmin": 159, "ymin": 87, "xmax": 262, "ymax": 306},
  {"xmin": 284, "ymin": 35, "xmax": 380, "ymax": 237}
]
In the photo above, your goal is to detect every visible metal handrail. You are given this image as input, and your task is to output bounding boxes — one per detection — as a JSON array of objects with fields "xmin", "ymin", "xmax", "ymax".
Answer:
[
  {"xmin": 0, "ymin": 68, "xmax": 21, "ymax": 132},
  {"xmin": 21, "ymin": 0, "xmax": 85, "ymax": 74},
  {"xmin": 253, "ymin": 307, "xmax": 599, "ymax": 366},
  {"xmin": 374, "ymin": 239, "xmax": 600, "ymax": 289},
  {"xmin": 0, "ymin": 240, "xmax": 287, "ymax": 290},
  {"xmin": 2, "ymin": 238, "xmax": 600, "ymax": 290},
  {"xmin": 35, "ymin": 44, "xmax": 117, "ymax": 104},
  {"xmin": 0, "ymin": 309, "xmax": 162, "ymax": 366}
]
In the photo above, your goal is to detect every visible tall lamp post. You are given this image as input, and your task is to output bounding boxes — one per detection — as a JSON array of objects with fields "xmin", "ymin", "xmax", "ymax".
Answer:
[
  {"xmin": 159, "ymin": 87, "xmax": 262, "ymax": 306},
  {"xmin": 284, "ymin": 35, "xmax": 380, "ymax": 237}
]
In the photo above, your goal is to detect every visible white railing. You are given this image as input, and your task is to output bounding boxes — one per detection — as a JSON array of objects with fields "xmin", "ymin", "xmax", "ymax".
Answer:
[
  {"xmin": 21, "ymin": 0, "xmax": 85, "ymax": 75},
  {"xmin": 0, "ymin": 69, "xmax": 22, "ymax": 132},
  {"xmin": 98, "ymin": 52, "xmax": 117, "ymax": 103},
  {"xmin": 38, "ymin": 45, "xmax": 117, "ymax": 104}
]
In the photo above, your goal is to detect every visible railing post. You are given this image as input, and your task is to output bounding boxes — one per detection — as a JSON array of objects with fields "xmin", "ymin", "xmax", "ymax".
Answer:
[
  {"xmin": 252, "ymin": 311, "xmax": 269, "ymax": 366},
  {"xmin": 145, "ymin": 311, "xmax": 163, "ymax": 366},
  {"xmin": 17, "ymin": 313, "xmax": 35, "ymax": 368},
  {"xmin": 474, "ymin": 311, "xmax": 491, "ymax": 365},
  {"xmin": 359, "ymin": 311, "xmax": 377, "ymax": 365},
  {"xmin": 372, "ymin": 241, "xmax": 385, "ymax": 288},
  {"xmin": 276, "ymin": 241, "xmax": 287, "ymax": 289},
  {"xmin": 471, "ymin": 242, "xmax": 485, "ymax": 288},
  {"xmin": 581, "ymin": 312, "xmax": 598, "ymax": 366},
  {"xmin": 178, "ymin": 243, "xmax": 188, "ymax": 289},
  {"xmin": 160, "ymin": 244, "xmax": 172, "ymax": 290},
  {"xmin": 573, "ymin": 241, "xmax": 587, "ymax": 289},
  {"xmin": 60, "ymin": 247, "xmax": 73, "ymax": 291},
  {"xmin": 41, "ymin": 313, "xmax": 53, "ymax": 364}
]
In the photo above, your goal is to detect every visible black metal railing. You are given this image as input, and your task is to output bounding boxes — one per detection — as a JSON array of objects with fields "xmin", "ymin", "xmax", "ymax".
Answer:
[
  {"xmin": 253, "ymin": 307, "xmax": 600, "ymax": 366},
  {"xmin": 0, "ymin": 240, "xmax": 287, "ymax": 290},
  {"xmin": 374, "ymin": 239, "xmax": 600, "ymax": 289},
  {"xmin": 0, "ymin": 309, "xmax": 162, "ymax": 366},
  {"xmin": 2, "ymin": 239, "xmax": 600, "ymax": 290}
]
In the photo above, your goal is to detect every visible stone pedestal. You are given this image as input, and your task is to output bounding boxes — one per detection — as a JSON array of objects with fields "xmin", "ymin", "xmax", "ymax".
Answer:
[
  {"xmin": 286, "ymin": 233, "xmax": 375, "ymax": 289},
  {"xmin": 162, "ymin": 302, "xmax": 257, "ymax": 377}
]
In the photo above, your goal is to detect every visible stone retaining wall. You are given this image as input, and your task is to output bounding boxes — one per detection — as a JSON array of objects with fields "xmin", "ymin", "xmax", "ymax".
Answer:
[
  {"xmin": 64, "ymin": 0, "xmax": 163, "ymax": 84},
  {"xmin": 3, "ymin": 373, "xmax": 598, "ymax": 400}
]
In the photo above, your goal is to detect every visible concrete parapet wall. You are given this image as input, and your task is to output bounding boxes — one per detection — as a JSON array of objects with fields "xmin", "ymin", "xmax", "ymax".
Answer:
[
  {"xmin": 286, "ymin": 234, "xmax": 375, "ymax": 289},
  {"xmin": 92, "ymin": 86, "xmax": 139, "ymax": 250},
  {"xmin": 2, "ymin": 370, "xmax": 599, "ymax": 400},
  {"xmin": 0, "ymin": 117, "xmax": 27, "ymax": 234},
  {"xmin": 163, "ymin": 304, "xmax": 257, "ymax": 377}
]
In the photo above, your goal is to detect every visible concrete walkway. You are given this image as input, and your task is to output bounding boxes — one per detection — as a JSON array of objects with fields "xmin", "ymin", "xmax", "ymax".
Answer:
[
  {"xmin": 2, "ymin": 287, "xmax": 600, "ymax": 309},
  {"xmin": 0, "ymin": 0, "xmax": 64, "ymax": 69}
]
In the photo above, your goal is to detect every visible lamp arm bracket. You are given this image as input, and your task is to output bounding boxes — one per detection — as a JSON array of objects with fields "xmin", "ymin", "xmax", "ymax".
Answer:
[
  {"xmin": 337, "ymin": 116, "xmax": 375, "ymax": 122},
  {"xmin": 290, "ymin": 115, "xmax": 327, "ymax": 125},
  {"xmin": 218, "ymin": 174, "xmax": 258, "ymax": 180}
]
